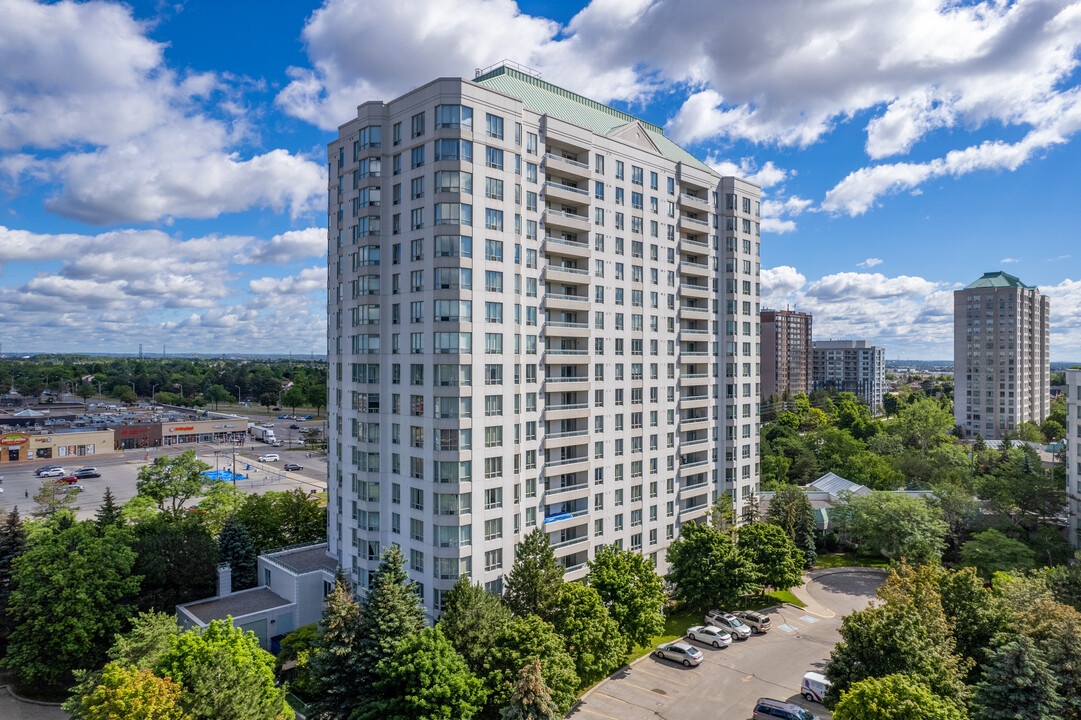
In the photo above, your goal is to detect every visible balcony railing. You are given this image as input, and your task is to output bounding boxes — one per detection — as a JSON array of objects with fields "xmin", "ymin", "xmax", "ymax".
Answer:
[
  {"xmin": 545, "ymin": 429, "xmax": 588, "ymax": 439},
  {"xmin": 545, "ymin": 482, "xmax": 589, "ymax": 496},
  {"xmin": 545, "ymin": 455, "xmax": 589, "ymax": 468},
  {"xmin": 680, "ymin": 215, "xmax": 709, "ymax": 227},
  {"xmin": 543, "ymin": 153, "xmax": 588, "ymax": 169},
  {"xmin": 544, "ymin": 403, "xmax": 588, "ymax": 412},
  {"xmin": 545, "ymin": 293, "xmax": 589, "ymax": 303},
  {"xmin": 544, "ymin": 180, "xmax": 589, "ymax": 196}
]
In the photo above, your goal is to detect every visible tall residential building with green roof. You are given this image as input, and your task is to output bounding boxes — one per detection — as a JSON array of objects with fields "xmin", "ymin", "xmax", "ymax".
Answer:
[
  {"xmin": 325, "ymin": 64, "xmax": 761, "ymax": 615},
  {"xmin": 954, "ymin": 271, "xmax": 1049, "ymax": 439}
]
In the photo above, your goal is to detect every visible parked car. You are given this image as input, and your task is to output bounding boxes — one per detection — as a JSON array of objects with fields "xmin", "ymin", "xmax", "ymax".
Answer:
[
  {"xmin": 704, "ymin": 610, "xmax": 752, "ymax": 640},
  {"xmin": 735, "ymin": 610, "xmax": 772, "ymax": 634},
  {"xmin": 752, "ymin": 698, "xmax": 820, "ymax": 720},
  {"xmin": 56, "ymin": 475, "xmax": 79, "ymax": 484},
  {"xmin": 801, "ymin": 672, "xmax": 830, "ymax": 703},
  {"xmin": 289, "ymin": 424, "xmax": 300, "ymax": 429},
  {"xmin": 72, "ymin": 467, "xmax": 100, "ymax": 479},
  {"xmin": 278, "ymin": 414, "xmax": 289, "ymax": 419},
  {"xmin": 302, "ymin": 415, "xmax": 313, "ymax": 420},
  {"xmin": 653, "ymin": 641, "xmax": 703, "ymax": 667},
  {"xmin": 35, "ymin": 466, "xmax": 65, "ymax": 477},
  {"xmin": 272, "ymin": 406, "xmax": 281, "ymax": 411},
  {"xmin": 258, "ymin": 453, "xmax": 280, "ymax": 462},
  {"xmin": 284, "ymin": 463, "xmax": 303, "ymax": 471},
  {"xmin": 685, "ymin": 625, "xmax": 733, "ymax": 648}
]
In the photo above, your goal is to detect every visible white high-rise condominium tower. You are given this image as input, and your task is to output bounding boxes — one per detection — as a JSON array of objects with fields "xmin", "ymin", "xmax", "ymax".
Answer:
[
  {"xmin": 954, "ymin": 271, "xmax": 1050, "ymax": 440},
  {"xmin": 326, "ymin": 64, "xmax": 761, "ymax": 615}
]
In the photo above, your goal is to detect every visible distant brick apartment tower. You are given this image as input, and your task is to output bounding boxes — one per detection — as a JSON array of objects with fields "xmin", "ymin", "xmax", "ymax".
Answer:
[
  {"xmin": 812, "ymin": 339, "xmax": 886, "ymax": 414},
  {"xmin": 954, "ymin": 271, "xmax": 1050, "ymax": 440},
  {"xmin": 325, "ymin": 64, "xmax": 762, "ymax": 616},
  {"xmin": 761, "ymin": 309, "xmax": 812, "ymax": 398}
]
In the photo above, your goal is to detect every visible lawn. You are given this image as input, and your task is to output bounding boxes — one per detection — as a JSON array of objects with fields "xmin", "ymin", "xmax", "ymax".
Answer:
[{"xmin": 815, "ymin": 552, "xmax": 889, "ymax": 569}]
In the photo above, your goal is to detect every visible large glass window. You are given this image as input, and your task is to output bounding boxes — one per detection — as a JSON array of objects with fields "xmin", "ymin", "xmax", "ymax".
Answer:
[
  {"xmin": 435, "ymin": 203, "xmax": 473, "ymax": 226},
  {"xmin": 434, "ymin": 234, "xmax": 472, "ymax": 258},
  {"xmin": 434, "ymin": 104, "xmax": 473, "ymax": 130},
  {"xmin": 434, "ymin": 300, "xmax": 471, "ymax": 321},
  {"xmin": 434, "ymin": 171, "xmax": 473, "ymax": 194},
  {"xmin": 434, "ymin": 267, "xmax": 472, "ymax": 290},
  {"xmin": 434, "ymin": 139, "xmax": 472, "ymax": 162},
  {"xmin": 485, "ymin": 113, "xmax": 504, "ymax": 139}
]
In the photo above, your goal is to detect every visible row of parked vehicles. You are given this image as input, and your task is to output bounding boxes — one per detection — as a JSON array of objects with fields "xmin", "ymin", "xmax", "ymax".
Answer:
[{"xmin": 34, "ymin": 465, "xmax": 100, "ymax": 482}]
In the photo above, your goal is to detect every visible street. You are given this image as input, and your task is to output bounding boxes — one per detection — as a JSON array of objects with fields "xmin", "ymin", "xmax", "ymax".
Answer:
[{"xmin": 568, "ymin": 570, "xmax": 884, "ymax": 720}]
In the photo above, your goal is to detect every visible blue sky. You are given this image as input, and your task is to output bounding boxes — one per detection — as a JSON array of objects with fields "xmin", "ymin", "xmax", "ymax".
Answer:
[{"xmin": 1, "ymin": 0, "xmax": 1079, "ymax": 359}]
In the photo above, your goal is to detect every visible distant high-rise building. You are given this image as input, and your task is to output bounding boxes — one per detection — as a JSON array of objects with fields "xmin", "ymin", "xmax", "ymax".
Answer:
[
  {"xmin": 325, "ymin": 65, "xmax": 762, "ymax": 615},
  {"xmin": 761, "ymin": 309, "xmax": 812, "ymax": 398},
  {"xmin": 812, "ymin": 340, "xmax": 886, "ymax": 413},
  {"xmin": 954, "ymin": 271, "xmax": 1050, "ymax": 440},
  {"xmin": 1067, "ymin": 369, "xmax": 1079, "ymax": 547}
]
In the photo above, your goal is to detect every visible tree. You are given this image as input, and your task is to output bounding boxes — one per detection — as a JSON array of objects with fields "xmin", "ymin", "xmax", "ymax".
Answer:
[
  {"xmin": 550, "ymin": 582, "xmax": 626, "ymax": 684},
  {"xmin": 484, "ymin": 614, "xmax": 579, "ymax": 717},
  {"xmin": 274, "ymin": 624, "xmax": 317, "ymax": 700},
  {"xmin": 95, "ymin": 487, "xmax": 123, "ymax": 530},
  {"xmin": 75, "ymin": 382, "xmax": 96, "ymax": 406},
  {"xmin": 882, "ymin": 394, "xmax": 901, "ymax": 417},
  {"xmin": 503, "ymin": 528, "xmax": 564, "ymax": 621},
  {"xmin": 837, "ymin": 491, "xmax": 947, "ymax": 563},
  {"xmin": 935, "ymin": 567, "xmax": 1010, "ymax": 676},
  {"xmin": 586, "ymin": 544, "xmax": 666, "ymax": 651},
  {"xmin": 0, "ymin": 507, "xmax": 26, "ymax": 643},
  {"xmin": 136, "ymin": 450, "xmax": 210, "ymax": 517},
  {"xmin": 203, "ymin": 384, "xmax": 232, "ymax": 409},
  {"xmin": 309, "ymin": 576, "xmax": 365, "ymax": 720},
  {"xmin": 283, "ymin": 385, "xmax": 306, "ymax": 414},
  {"xmin": 825, "ymin": 564, "xmax": 968, "ymax": 708},
  {"xmin": 973, "ymin": 433, "xmax": 987, "ymax": 452},
  {"xmin": 765, "ymin": 484, "xmax": 818, "ymax": 566},
  {"xmin": 32, "ymin": 478, "xmax": 81, "ymax": 517},
  {"xmin": 832, "ymin": 674, "xmax": 965, "ymax": 720},
  {"xmin": 3, "ymin": 519, "xmax": 140, "ymax": 687},
  {"xmin": 438, "ymin": 577, "xmax": 513, "ymax": 673},
  {"xmin": 119, "ymin": 388, "xmax": 138, "ymax": 404},
  {"xmin": 132, "ymin": 516, "xmax": 218, "ymax": 613},
  {"xmin": 971, "ymin": 635, "xmax": 1063, "ymax": 720},
  {"xmin": 666, "ymin": 521, "xmax": 759, "ymax": 611},
  {"xmin": 353, "ymin": 626, "xmax": 486, "ymax": 720},
  {"xmin": 260, "ymin": 392, "xmax": 277, "ymax": 414},
  {"xmin": 218, "ymin": 516, "xmax": 257, "ymax": 591},
  {"xmin": 1024, "ymin": 599, "xmax": 1081, "ymax": 720},
  {"xmin": 895, "ymin": 397, "xmax": 955, "ymax": 451},
  {"xmin": 500, "ymin": 659, "xmax": 561, "ymax": 720},
  {"xmin": 154, "ymin": 619, "xmax": 290, "ymax": 720},
  {"xmin": 840, "ymin": 450, "xmax": 904, "ymax": 490},
  {"xmin": 960, "ymin": 529, "xmax": 1037, "ymax": 581},
  {"xmin": 1015, "ymin": 421, "xmax": 1045, "ymax": 443},
  {"xmin": 306, "ymin": 383, "xmax": 327, "ymax": 417},
  {"xmin": 355, "ymin": 546, "xmax": 426, "ymax": 700},
  {"xmin": 737, "ymin": 523, "xmax": 805, "ymax": 592},
  {"xmin": 75, "ymin": 663, "xmax": 189, "ymax": 720},
  {"xmin": 194, "ymin": 480, "xmax": 245, "ymax": 536},
  {"xmin": 234, "ymin": 489, "xmax": 326, "ymax": 554}
]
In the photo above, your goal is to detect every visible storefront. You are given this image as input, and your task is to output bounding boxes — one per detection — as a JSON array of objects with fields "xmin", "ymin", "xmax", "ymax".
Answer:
[
  {"xmin": 114, "ymin": 423, "xmax": 158, "ymax": 449},
  {"xmin": 1, "ymin": 433, "xmax": 29, "ymax": 463},
  {"xmin": 0, "ymin": 429, "xmax": 116, "ymax": 464},
  {"xmin": 161, "ymin": 420, "xmax": 246, "ymax": 446}
]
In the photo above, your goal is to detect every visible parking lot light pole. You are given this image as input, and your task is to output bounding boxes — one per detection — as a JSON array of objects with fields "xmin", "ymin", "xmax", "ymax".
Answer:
[
  {"xmin": 151, "ymin": 384, "xmax": 159, "ymax": 403},
  {"xmin": 235, "ymin": 385, "xmax": 241, "ymax": 406}
]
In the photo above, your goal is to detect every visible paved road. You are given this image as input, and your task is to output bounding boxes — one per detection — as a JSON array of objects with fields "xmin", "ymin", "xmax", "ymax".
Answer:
[{"xmin": 568, "ymin": 570, "xmax": 884, "ymax": 720}]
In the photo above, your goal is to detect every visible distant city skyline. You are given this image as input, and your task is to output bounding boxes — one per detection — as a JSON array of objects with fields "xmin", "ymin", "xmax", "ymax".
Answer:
[{"xmin": 1, "ymin": 0, "xmax": 1079, "ymax": 358}]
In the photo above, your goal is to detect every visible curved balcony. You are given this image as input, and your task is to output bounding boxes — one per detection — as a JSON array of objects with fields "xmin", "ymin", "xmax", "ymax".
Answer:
[
  {"xmin": 543, "ymin": 373, "xmax": 590, "ymax": 391},
  {"xmin": 542, "ymin": 320, "xmax": 590, "ymax": 339},
  {"xmin": 542, "ymin": 402, "xmax": 589, "ymax": 422}
]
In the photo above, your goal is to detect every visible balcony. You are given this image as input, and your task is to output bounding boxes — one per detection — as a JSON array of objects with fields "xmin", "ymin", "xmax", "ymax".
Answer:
[
  {"xmin": 679, "ymin": 193, "xmax": 711, "ymax": 212},
  {"xmin": 679, "ymin": 326, "xmax": 710, "ymax": 336},
  {"xmin": 680, "ymin": 436, "xmax": 709, "ymax": 447},
  {"xmin": 679, "ymin": 459, "xmax": 710, "ymax": 475},
  {"xmin": 543, "ymin": 180, "xmax": 590, "ymax": 204},
  {"xmin": 542, "ymin": 153, "xmax": 591, "ymax": 180},
  {"xmin": 542, "ymin": 235, "xmax": 590, "ymax": 258},
  {"xmin": 543, "ymin": 374, "xmax": 590, "ymax": 390},
  {"xmin": 680, "ymin": 414, "xmax": 709, "ymax": 428},
  {"xmin": 544, "ymin": 481, "xmax": 589, "ymax": 498},
  {"xmin": 680, "ymin": 282, "xmax": 710, "ymax": 298},
  {"xmin": 680, "ymin": 394, "xmax": 711, "ymax": 409},
  {"xmin": 680, "ymin": 373, "xmax": 710, "ymax": 386},
  {"xmin": 543, "ymin": 208, "xmax": 591, "ymax": 233},
  {"xmin": 544, "ymin": 455, "xmax": 591, "ymax": 473},
  {"xmin": 680, "ymin": 260, "xmax": 710, "ymax": 278},
  {"xmin": 543, "ymin": 429, "xmax": 590, "ymax": 449},
  {"xmin": 550, "ymin": 533, "xmax": 589, "ymax": 550},
  {"xmin": 679, "ymin": 215, "xmax": 710, "ymax": 230},
  {"xmin": 542, "ymin": 292, "xmax": 591, "ymax": 313},
  {"xmin": 543, "ymin": 264, "xmax": 590, "ymax": 285},
  {"xmin": 679, "ymin": 305, "xmax": 710, "ymax": 316},
  {"xmin": 542, "ymin": 402, "xmax": 589, "ymax": 421},
  {"xmin": 679, "ymin": 236, "xmax": 710, "ymax": 252},
  {"xmin": 543, "ymin": 508, "xmax": 589, "ymax": 527}
]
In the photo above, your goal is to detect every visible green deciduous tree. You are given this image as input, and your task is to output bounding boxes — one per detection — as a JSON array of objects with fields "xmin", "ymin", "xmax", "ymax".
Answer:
[
  {"xmin": 484, "ymin": 614, "xmax": 579, "ymax": 718},
  {"xmin": 500, "ymin": 659, "xmax": 561, "ymax": 720},
  {"xmin": 136, "ymin": 450, "xmax": 210, "ymax": 517},
  {"xmin": 765, "ymin": 484, "xmax": 818, "ymax": 566},
  {"xmin": 75, "ymin": 383, "xmax": 96, "ymax": 405},
  {"xmin": 971, "ymin": 635, "xmax": 1062, "ymax": 720},
  {"xmin": 75, "ymin": 663, "xmax": 189, "ymax": 720},
  {"xmin": 833, "ymin": 674, "xmax": 965, "ymax": 720},
  {"xmin": 960, "ymin": 528, "xmax": 1037, "ymax": 581},
  {"xmin": 666, "ymin": 521, "xmax": 759, "ymax": 611},
  {"xmin": 841, "ymin": 450, "xmax": 904, "ymax": 490},
  {"xmin": 1023, "ymin": 599, "xmax": 1081, "ymax": 720},
  {"xmin": 837, "ymin": 490, "xmax": 947, "ymax": 563},
  {"xmin": 353, "ymin": 626, "xmax": 486, "ymax": 720},
  {"xmin": 155, "ymin": 619, "xmax": 290, "ymax": 720},
  {"xmin": 586, "ymin": 544, "xmax": 666, "ymax": 651},
  {"xmin": 935, "ymin": 567, "xmax": 1010, "ymax": 677},
  {"xmin": 502, "ymin": 527, "xmax": 564, "ymax": 621},
  {"xmin": 3, "ymin": 519, "xmax": 140, "ymax": 687},
  {"xmin": 895, "ymin": 397, "xmax": 956, "ymax": 452},
  {"xmin": 132, "ymin": 516, "xmax": 218, "ymax": 613},
  {"xmin": 309, "ymin": 576, "xmax": 364, "ymax": 720},
  {"xmin": 737, "ymin": 522, "xmax": 805, "ymax": 591},
  {"xmin": 218, "ymin": 516, "xmax": 256, "ymax": 591},
  {"xmin": 234, "ymin": 489, "xmax": 327, "ymax": 554},
  {"xmin": 551, "ymin": 582, "xmax": 625, "ymax": 684},
  {"xmin": 306, "ymin": 383, "xmax": 327, "ymax": 417},
  {"xmin": 283, "ymin": 386, "xmax": 306, "ymax": 414},
  {"xmin": 274, "ymin": 624, "xmax": 317, "ymax": 700},
  {"xmin": 438, "ymin": 576, "xmax": 513, "ymax": 673},
  {"xmin": 32, "ymin": 478, "xmax": 80, "ymax": 517}
]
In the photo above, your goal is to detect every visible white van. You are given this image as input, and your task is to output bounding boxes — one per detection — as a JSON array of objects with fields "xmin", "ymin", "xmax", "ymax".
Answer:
[{"xmin": 801, "ymin": 672, "xmax": 830, "ymax": 703}]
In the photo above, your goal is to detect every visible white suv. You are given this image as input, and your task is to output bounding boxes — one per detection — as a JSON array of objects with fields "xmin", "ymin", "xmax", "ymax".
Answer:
[
  {"xmin": 704, "ymin": 610, "xmax": 752, "ymax": 640},
  {"xmin": 258, "ymin": 453, "xmax": 280, "ymax": 462}
]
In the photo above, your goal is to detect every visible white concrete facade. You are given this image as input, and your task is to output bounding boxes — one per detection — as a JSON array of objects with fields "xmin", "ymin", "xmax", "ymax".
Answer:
[
  {"xmin": 326, "ymin": 67, "xmax": 761, "ymax": 615},
  {"xmin": 1067, "ymin": 369, "xmax": 1079, "ymax": 547},
  {"xmin": 954, "ymin": 273, "xmax": 1050, "ymax": 440},
  {"xmin": 811, "ymin": 340, "xmax": 886, "ymax": 414}
]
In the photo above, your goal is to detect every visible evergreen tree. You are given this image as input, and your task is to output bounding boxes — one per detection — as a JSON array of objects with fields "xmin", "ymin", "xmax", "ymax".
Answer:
[
  {"xmin": 438, "ymin": 576, "xmax": 513, "ymax": 672},
  {"xmin": 0, "ymin": 507, "xmax": 26, "ymax": 643},
  {"xmin": 95, "ymin": 487, "xmax": 122, "ymax": 531},
  {"xmin": 765, "ymin": 484, "xmax": 818, "ymax": 566},
  {"xmin": 500, "ymin": 659, "xmax": 561, "ymax": 720},
  {"xmin": 502, "ymin": 528, "xmax": 564, "ymax": 621},
  {"xmin": 308, "ymin": 575, "xmax": 364, "ymax": 720},
  {"xmin": 973, "ymin": 433, "xmax": 987, "ymax": 452},
  {"xmin": 218, "ymin": 516, "xmax": 256, "ymax": 591},
  {"xmin": 971, "ymin": 635, "xmax": 1063, "ymax": 720},
  {"xmin": 355, "ymin": 546, "xmax": 425, "ymax": 701}
]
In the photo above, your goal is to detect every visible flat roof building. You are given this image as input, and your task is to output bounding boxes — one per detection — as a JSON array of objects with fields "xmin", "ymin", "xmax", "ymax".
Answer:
[
  {"xmin": 812, "ymin": 339, "xmax": 886, "ymax": 414},
  {"xmin": 954, "ymin": 271, "xmax": 1050, "ymax": 440},
  {"xmin": 762, "ymin": 309, "xmax": 812, "ymax": 398},
  {"xmin": 326, "ymin": 64, "xmax": 761, "ymax": 615}
]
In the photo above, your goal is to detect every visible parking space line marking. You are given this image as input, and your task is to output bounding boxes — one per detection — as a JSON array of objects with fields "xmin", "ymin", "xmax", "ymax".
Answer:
[
  {"xmin": 594, "ymin": 692, "xmax": 635, "ymax": 706},
  {"xmin": 617, "ymin": 679, "xmax": 667, "ymax": 695},
  {"xmin": 779, "ymin": 624, "xmax": 796, "ymax": 632},
  {"xmin": 799, "ymin": 615, "xmax": 819, "ymax": 623},
  {"xmin": 633, "ymin": 668, "xmax": 690, "ymax": 686},
  {"xmin": 576, "ymin": 708, "xmax": 622, "ymax": 720}
]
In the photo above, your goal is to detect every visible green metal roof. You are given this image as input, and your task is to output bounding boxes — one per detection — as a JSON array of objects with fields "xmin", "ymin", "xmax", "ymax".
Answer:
[
  {"xmin": 964, "ymin": 271, "xmax": 1035, "ymax": 290},
  {"xmin": 472, "ymin": 66, "xmax": 714, "ymax": 174}
]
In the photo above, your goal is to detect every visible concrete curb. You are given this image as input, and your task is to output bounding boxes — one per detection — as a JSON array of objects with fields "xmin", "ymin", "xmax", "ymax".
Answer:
[
  {"xmin": 0, "ymin": 684, "xmax": 64, "ymax": 707},
  {"xmin": 807, "ymin": 566, "xmax": 889, "ymax": 579}
]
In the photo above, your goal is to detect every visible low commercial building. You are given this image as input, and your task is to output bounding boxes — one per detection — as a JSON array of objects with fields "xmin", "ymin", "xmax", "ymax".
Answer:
[
  {"xmin": 0, "ymin": 428, "xmax": 115, "ymax": 464},
  {"xmin": 112, "ymin": 419, "xmax": 247, "ymax": 449}
]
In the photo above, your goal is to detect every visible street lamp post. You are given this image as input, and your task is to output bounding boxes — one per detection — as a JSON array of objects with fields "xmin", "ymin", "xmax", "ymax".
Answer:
[
  {"xmin": 96, "ymin": 382, "xmax": 103, "ymax": 399},
  {"xmin": 278, "ymin": 388, "xmax": 285, "ymax": 409},
  {"xmin": 151, "ymin": 384, "xmax": 159, "ymax": 403},
  {"xmin": 130, "ymin": 382, "xmax": 136, "ymax": 401},
  {"xmin": 235, "ymin": 385, "xmax": 242, "ymax": 406}
]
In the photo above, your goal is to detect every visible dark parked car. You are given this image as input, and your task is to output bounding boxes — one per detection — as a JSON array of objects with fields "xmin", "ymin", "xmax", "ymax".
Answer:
[
  {"xmin": 289, "ymin": 424, "xmax": 301, "ymax": 429},
  {"xmin": 284, "ymin": 463, "xmax": 303, "ymax": 471},
  {"xmin": 73, "ymin": 467, "xmax": 101, "ymax": 479}
]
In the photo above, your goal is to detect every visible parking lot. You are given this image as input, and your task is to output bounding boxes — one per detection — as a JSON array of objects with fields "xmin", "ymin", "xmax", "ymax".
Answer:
[
  {"xmin": 0, "ymin": 411, "xmax": 328, "ymax": 519},
  {"xmin": 568, "ymin": 570, "xmax": 884, "ymax": 720}
]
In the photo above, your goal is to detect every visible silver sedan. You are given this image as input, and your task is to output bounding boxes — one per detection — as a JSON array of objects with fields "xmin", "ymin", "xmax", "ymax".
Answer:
[
  {"xmin": 654, "ymin": 641, "xmax": 704, "ymax": 666},
  {"xmin": 686, "ymin": 625, "xmax": 734, "ymax": 648}
]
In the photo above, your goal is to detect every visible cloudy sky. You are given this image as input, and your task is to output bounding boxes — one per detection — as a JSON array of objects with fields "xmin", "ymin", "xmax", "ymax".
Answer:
[{"xmin": 1, "ymin": 0, "xmax": 1079, "ymax": 359}]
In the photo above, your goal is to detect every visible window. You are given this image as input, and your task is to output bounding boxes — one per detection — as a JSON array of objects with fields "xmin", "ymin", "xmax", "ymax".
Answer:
[
  {"xmin": 411, "ymin": 112, "xmax": 425, "ymax": 138},
  {"xmin": 485, "ymin": 177, "xmax": 504, "ymax": 200},
  {"xmin": 485, "ymin": 113, "xmax": 504, "ymax": 139},
  {"xmin": 485, "ymin": 146, "xmax": 504, "ymax": 170},
  {"xmin": 485, "ymin": 302, "xmax": 503, "ymax": 323},
  {"xmin": 485, "ymin": 333, "xmax": 503, "ymax": 354},
  {"xmin": 485, "ymin": 270, "xmax": 504, "ymax": 293},
  {"xmin": 434, "ymin": 170, "xmax": 473, "ymax": 194},
  {"xmin": 434, "ymin": 138, "xmax": 472, "ymax": 162},
  {"xmin": 434, "ymin": 203, "xmax": 472, "ymax": 226},
  {"xmin": 410, "ymin": 207, "xmax": 423, "ymax": 230},
  {"xmin": 435, "ymin": 104, "xmax": 472, "ymax": 130},
  {"xmin": 393, "ymin": 121, "xmax": 401, "ymax": 146},
  {"xmin": 484, "ymin": 518, "xmax": 503, "ymax": 540},
  {"xmin": 434, "ymin": 234, "xmax": 471, "ymax": 258},
  {"xmin": 526, "ymin": 132, "xmax": 538, "ymax": 154},
  {"xmin": 410, "ymin": 145, "xmax": 424, "ymax": 168},
  {"xmin": 485, "ymin": 209, "xmax": 504, "ymax": 231}
]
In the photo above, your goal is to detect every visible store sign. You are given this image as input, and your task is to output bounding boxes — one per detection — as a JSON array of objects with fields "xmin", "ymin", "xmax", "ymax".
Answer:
[
  {"xmin": 0, "ymin": 434, "xmax": 27, "ymax": 445},
  {"xmin": 169, "ymin": 426, "xmax": 195, "ymax": 432},
  {"xmin": 213, "ymin": 424, "xmax": 237, "ymax": 429}
]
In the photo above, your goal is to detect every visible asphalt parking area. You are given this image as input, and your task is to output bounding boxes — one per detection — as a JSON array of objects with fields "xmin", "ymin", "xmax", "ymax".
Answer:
[{"xmin": 569, "ymin": 571, "xmax": 884, "ymax": 720}]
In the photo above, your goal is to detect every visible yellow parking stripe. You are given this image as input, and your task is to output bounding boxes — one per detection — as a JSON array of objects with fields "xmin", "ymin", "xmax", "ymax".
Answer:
[
  {"xmin": 618, "ymin": 678, "xmax": 666, "ymax": 695},
  {"xmin": 633, "ymin": 667, "xmax": 690, "ymax": 686},
  {"xmin": 576, "ymin": 708, "xmax": 622, "ymax": 720}
]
